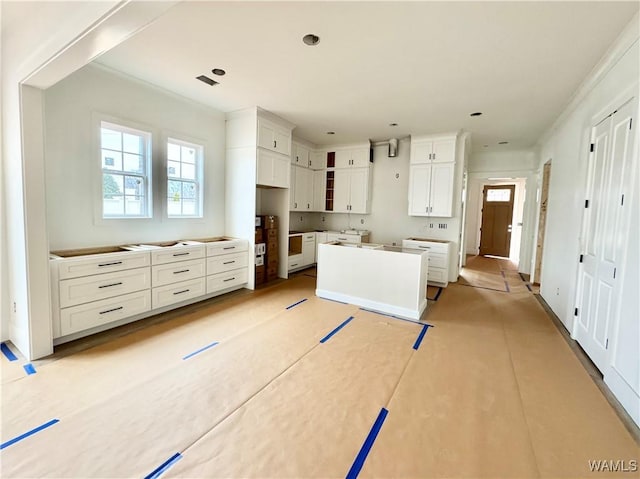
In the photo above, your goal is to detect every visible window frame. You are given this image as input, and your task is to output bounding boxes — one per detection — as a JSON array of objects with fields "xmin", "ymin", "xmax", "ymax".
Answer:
[
  {"xmin": 165, "ymin": 135, "xmax": 205, "ymax": 219},
  {"xmin": 98, "ymin": 119, "xmax": 153, "ymax": 220}
]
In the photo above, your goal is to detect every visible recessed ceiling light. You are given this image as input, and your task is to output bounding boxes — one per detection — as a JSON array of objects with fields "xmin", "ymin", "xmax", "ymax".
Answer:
[
  {"xmin": 196, "ymin": 75, "xmax": 218, "ymax": 86},
  {"xmin": 498, "ymin": 141, "xmax": 509, "ymax": 145},
  {"xmin": 303, "ymin": 34, "xmax": 320, "ymax": 46},
  {"xmin": 326, "ymin": 131, "xmax": 335, "ymax": 135},
  {"xmin": 389, "ymin": 122, "xmax": 398, "ymax": 127},
  {"xmin": 211, "ymin": 68, "xmax": 226, "ymax": 76},
  {"xmin": 483, "ymin": 145, "xmax": 489, "ymax": 148},
  {"xmin": 470, "ymin": 112, "xmax": 483, "ymax": 117}
]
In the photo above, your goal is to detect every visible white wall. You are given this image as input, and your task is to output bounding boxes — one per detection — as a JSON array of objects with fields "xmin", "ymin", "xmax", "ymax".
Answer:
[
  {"xmin": 44, "ymin": 64, "xmax": 226, "ymax": 250},
  {"xmin": 536, "ymin": 20, "xmax": 639, "ymax": 424},
  {"xmin": 300, "ymin": 136, "xmax": 466, "ymax": 282}
]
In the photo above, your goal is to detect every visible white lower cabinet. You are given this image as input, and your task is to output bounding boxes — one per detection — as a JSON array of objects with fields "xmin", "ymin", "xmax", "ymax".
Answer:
[
  {"xmin": 288, "ymin": 254, "xmax": 304, "ymax": 272},
  {"xmin": 302, "ymin": 233, "xmax": 315, "ymax": 266},
  {"xmin": 51, "ymin": 238, "xmax": 250, "ymax": 342},
  {"xmin": 207, "ymin": 268, "xmax": 248, "ymax": 293},
  {"xmin": 60, "ymin": 290, "xmax": 151, "ymax": 336},
  {"xmin": 152, "ymin": 277, "xmax": 207, "ymax": 309},
  {"xmin": 402, "ymin": 239, "xmax": 452, "ymax": 286}
]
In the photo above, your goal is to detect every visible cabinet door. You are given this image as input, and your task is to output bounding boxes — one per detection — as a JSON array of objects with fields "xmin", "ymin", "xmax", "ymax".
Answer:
[
  {"xmin": 429, "ymin": 162, "xmax": 455, "ymax": 217},
  {"xmin": 334, "ymin": 150, "xmax": 351, "ymax": 169},
  {"xmin": 272, "ymin": 154, "xmax": 290, "ymax": 188},
  {"xmin": 348, "ymin": 167, "xmax": 371, "ymax": 214},
  {"xmin": 309, "ymin": 151, "xmax": 324, "ymax": 169},
  {"xmin": 293, "ymin": 166, "xmax": 312, "ymax": 211},
  {"xmin": 256, "ymin": 149, "xmax": 274, "ymax": 186},
  {"xmin": 351, "ymin": 147, "xmax": 370, "ymax": 168},
  {"xmin": 292, "ymin": 143, "xmax": 302, "ymax": 165},
  {"xmin": 432, "ymin": 138, "xmax": 456, "ymax": 163},
  {"xmin": 258, "ymin": 119, "xmax": 276, "ymax": 152},
  {"xmin": 289, "ymin": 165, "xmax": 296, "ymax": 210},
  {"xmin": 274, "ymin": 127, "xmax": 291, "ymax": 156},
  {"xmin": 410, "ymin": 142, "xmax": 432, "ymax": 164},
  {"xmin": 302, "ymin": 236, "xmax": 315, "ymax": 266},
  {"xmin": 333, "ymin": 169, "xmax": 351, "ymax": 213},
  {"xmin": 408, "ymin": 164, "xmax": 431, "ymax": 216},
  {"xmin": 312, "ymin": 170, "xmax": 326, "ymax": 212},
  {"xmin": 292, "ymin": 142, "xmax": 308, "ymax": 166}
]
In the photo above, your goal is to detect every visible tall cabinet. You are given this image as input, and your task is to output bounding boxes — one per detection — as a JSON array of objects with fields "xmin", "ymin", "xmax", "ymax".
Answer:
[
  {"xmin": 408, "ymin": 134, "xmax": 457, "ymax": 217},
  {"xmin": 225, "ymin": 107, "xmax": 295, "ymax": 287}
]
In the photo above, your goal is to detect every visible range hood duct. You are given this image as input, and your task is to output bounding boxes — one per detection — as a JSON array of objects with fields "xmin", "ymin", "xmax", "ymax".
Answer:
[{"xmin": 371, "ymin": 137, "xmax": 407, "ymax": 158}]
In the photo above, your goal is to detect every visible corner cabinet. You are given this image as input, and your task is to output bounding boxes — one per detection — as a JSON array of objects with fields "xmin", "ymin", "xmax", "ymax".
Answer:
[{"xmin": 408, "ymin": 134, "xmax": 457, "ymax": 217}]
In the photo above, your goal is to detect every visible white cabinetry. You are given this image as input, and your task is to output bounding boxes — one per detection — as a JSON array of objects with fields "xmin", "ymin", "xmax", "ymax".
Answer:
[
  {"xmin": 313, "ymin": 170, "xmax": 326, "ymax": 211},
  {"xmin": 315, "ymin": 232, "xmax": 328, "ymax": 262},
  {"xmin": 291, "ymin": 165, "xmax": 314, "ymax": 211},
  {"xmin": 206, "ymin": 239, "xmax": 249, "ymax": 293},
  {"xmin": 292, "ymin": 142, "xmax": 310, "ymax": 167},
  {"xmin": 257, "ymin": 149, "xmax": 290, "ymax": 188},
  {"xmin": 302, "ymin": 233, "xmax": 316, "ymax": 267},
  {"xmin": 258, "ymin": 117, "xmax": 291, "ymax": 156},
  {"xmin": 402, "ymin": 238, "xmax": 451, "ymax": 286},
  {"xmin": 332, "ymin": 167, "xmax": 372, "ymax": 214},
  {"xmin": 309, "ymin": 151, "xmax": 325, "ymax": 170},
  {"xmin": 333, "ymin": 147, "xmax": 370, "ymax": 168},
  {"xmin": 326, "ymin": 231, "xmax": 370, "ymax": 244},
  {"xmin": 151, "ymin": 244, "xmax": 206, "ymax": 309},
  {"xmin": 408, "ymin": 134, "xmax": 456, "ymax": 217}
]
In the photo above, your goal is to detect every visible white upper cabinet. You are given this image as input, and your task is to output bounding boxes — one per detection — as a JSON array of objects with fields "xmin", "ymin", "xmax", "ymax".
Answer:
[
  {"xmin": 257, "ymin": 149, "xmax": 290, "ymax": 188},
  {"xmin": 313, "ymin": 170, "xmax": 326, "ymax": 211},
  {"xmin": 332, "ymin": 167, "xmax": 371, "ymax": 214},
  {"xmin": 408, "ymin": 134, "xmax": 457, "ymax": 217},
  {"xmin": 292, "ymin": 142, "xmax": 310, "ymax": 167},
  {"xmin": 410, "ymin": 135, "xmax": 456, "ymax": 164},
  {"xmin": 309, "ymin": 151, "xmax": 325, "ymax": 170},
  {"xmin": 291, "ymin": 165, "xmax": 313, "ymax": 211},
  {"xmin": 326, "ymin": 145, "xmax": 371, "ymax": 169},
  {"xmin": 258, "ymin": 117, "xmax": 291, "ymax": 156}
]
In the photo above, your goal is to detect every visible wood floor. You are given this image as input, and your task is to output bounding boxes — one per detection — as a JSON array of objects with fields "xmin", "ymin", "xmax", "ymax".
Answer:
[{"xmin": 1, "ymin": 257, "xmax": 638, "ymax": 478}]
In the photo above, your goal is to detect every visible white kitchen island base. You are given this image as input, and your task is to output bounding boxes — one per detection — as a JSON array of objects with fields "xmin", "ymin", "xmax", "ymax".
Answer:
[{"xmin": 316, "ymin": 242, "xmax": 428, "ymax": 321}]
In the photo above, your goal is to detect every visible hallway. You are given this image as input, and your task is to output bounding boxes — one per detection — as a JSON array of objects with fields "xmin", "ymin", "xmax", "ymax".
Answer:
[{"xmin": 1, "ymin": 257, "xmax": 638, "ymax": 477}]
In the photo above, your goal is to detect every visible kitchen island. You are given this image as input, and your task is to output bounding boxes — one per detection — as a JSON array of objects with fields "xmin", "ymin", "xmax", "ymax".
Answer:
[{"xmin": 316, "ymin": 242, "xmax": 429, "ymax": 321}]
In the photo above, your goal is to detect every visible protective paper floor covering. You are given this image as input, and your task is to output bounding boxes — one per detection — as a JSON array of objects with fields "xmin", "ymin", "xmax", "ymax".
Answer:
[{"xmin": 1, "ymin": 259, "xmax": 637, "ymax": 478}]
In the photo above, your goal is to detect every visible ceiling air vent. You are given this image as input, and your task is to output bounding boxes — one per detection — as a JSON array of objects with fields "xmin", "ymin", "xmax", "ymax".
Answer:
[{"xmin": 196, "ymin": 75, "xmax": 218, "ymax": 86}]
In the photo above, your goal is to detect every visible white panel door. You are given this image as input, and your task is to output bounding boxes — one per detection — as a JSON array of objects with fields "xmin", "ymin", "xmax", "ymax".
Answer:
[
  {"xmin": 289, "ymin": 165, "xmax": 296, "ymax": 210},
  {"xmin": 272, "ymin": 154, "xmax": 290, "ymax": 188},
  {"xmin": 273, "ymin": 127, "xmax": 290, "ymax": 156},
  {"xmin": 309, "ymin": 151, "xmax": 325, "ymax": 170},
  {"xmin": 334, "ymin": 150, "xmax": 351, "ymax": 169},
  {"xmin": 575, "ymin": 100, "xmax": 635, "ymax": 372},
  {"xmin": 429, "ymin": 162, "xmax": 455, "ymax": 217},
  {"xmin": 257, "ymin": 119, "xmax": 276, "ymax": 151},
  {"xmin": 293, "ymin": 166, "xmax": 312, "ymax": 211},
  {"xmin": 348, "ymin": 167, "xmax": 370, "ymax": 213},
  {"xmin": 333, "ymin": 169, "xmax": 350, "ymax": 213},
  {"xmin": 410, "ymin": 142, "xmax": 432, "ymax": 164},
  {"xmin": 351, "ymin": 148, "xmax": 370, "ymax": 167},
  {"xmin": 408, "ymin": 164, "xmax": 431, "ymax": 216}
]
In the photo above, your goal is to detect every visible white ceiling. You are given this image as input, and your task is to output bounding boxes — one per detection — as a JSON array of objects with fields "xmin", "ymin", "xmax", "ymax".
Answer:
[{"xmin": 95, "ymin": 1, "xmax": 638, "ymax": 150}]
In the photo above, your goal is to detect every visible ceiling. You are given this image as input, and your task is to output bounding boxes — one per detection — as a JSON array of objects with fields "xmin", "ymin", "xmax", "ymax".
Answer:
[{"xmin": 95, "ymin": 1, "xmax": 638, "ymax": 150}]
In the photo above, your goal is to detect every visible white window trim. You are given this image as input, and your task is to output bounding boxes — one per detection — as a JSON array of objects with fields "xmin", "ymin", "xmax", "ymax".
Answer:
[
  {"xmin": 162, "ymin": 132, "xmax": 206, "ymax": 220},
  {"xmin": 92, "ymin": 112, "xmax": 155, "ymax": 225}
]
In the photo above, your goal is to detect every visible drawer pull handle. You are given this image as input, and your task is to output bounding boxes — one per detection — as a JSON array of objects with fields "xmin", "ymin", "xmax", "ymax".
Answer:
[
  {"xmin": 99, "ymin": 306, "xmax": 123, "ymax": 315},
  {"xmin": 419, "ymin": 246, "xmax": 430, "ymax": 249},
  {"xmin": 172, "ymin": 252, "xmax": 190, "ymax": 257},
  {"xmin": 338, "ymin": 237, "xmax": 347, "ymax": 241},
  {"xmin": 223, "ymin": 277, "xmax": 236, "ymax": 282},
  {"xmin": 291, "ymin": 263, "xmax": 298, "ymax": 267},
  {"xmin": 223, "ymin": 261, "xmax": 235, "ymax": 265},
  {"xmin": 173, "ymin": 289, "xmax": 190, "ymax": 295},
  {"xmin": 223, "ymin": 246, "xmax": 236, "ymax": 250},
  {"xmin": 173, "ymin": 269, "xmax": 190, "ymax": 274},
  {"xmin": 98, "ymin": 282, "xmax": 123, "ymax": 289},
  {"xmin": 98, "ymin": 261, "xmax": 123, "ymax": 267}
]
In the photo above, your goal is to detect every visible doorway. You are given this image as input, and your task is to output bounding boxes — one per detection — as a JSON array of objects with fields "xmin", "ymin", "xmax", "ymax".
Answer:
[
  {"xmin": 479, "ymin": 185, "xmax": 516, "ymax": 257},
  {"xmin": 534, "ymin": 161, "xmax": 551, "ymax": 284}
]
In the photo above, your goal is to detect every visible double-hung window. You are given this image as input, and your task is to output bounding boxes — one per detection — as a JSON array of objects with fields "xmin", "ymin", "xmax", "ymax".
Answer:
[
  {"xmin": 167, "ymin": 138, "xmax": 203, "ymax": 217},
  {"xmin": 100, "ymin": 121, "xmax": 152, "ymax": 218}
]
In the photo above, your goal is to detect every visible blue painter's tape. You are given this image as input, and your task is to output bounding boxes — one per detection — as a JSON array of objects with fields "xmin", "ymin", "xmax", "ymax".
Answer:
[
  {"xmin": 526, "ymin": 283, "xmax": 532, "ymax": 292},
  {"xmin": 1, "ymin": 342, "xmax": 18, "ymax": 362},
  {"xmin": 145, "ymin": 452, "xmax": 182, "ymax": 479},
  {"xmin": 412, "ymin": 324, "xmax": 430, "ymax": 350},
  {"xmin": 286, "ymin": 298, "xmax": 308, "ymax": 310},
  {"xmin": 504, "ymin": 281, "xmax": 511, "ymax": 293},
  {"xmin": 359, "ymin": 308, "xmax": 432, "ymax": 328},
  {"xmin": 320, "ymin": 316, "xmax": 354, "ymax": 343},
  {"xmin": 182, "ymin": 341, "xmax": 219, "ymax": 360},
  {"xmin": 23, "ymin": 363, "xmax": 36, "ymax": 375},
  {"xmin": 0, "ymin": 419, "xmax": 60, "ymax": 450},
  {"xmin": 500, "ymin": 270, "xmax": 506, "ymax": 278},
  {"xmin": 345, "ymin": 408, "xmax": 388, "ymax": 479},
  {"xmin": 519, "ymin": 272, "xmax": 527, "ymax": 282}
]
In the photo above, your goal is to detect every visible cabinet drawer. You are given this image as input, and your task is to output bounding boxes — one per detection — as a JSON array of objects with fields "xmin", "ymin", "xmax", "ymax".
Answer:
[
  {"xmin": 288, "ymin": 254, "xmax": 304, "ymax": 271},
  {"xmin": 428, "ymin": 267, "xmax": 447, "ymax": 284},
  {"xmin": 60, "ymin": 290, "xmax": 151, "ymax": 336},
  {"xmin": 206, "ymin": 239, "xmax": 249, "ymax": 257},
  {"xmin": 428, "ymin": 253, "xmax": 447, "ymax": 269},
  {"xmin": 152, "ymin": 277, "xmax": 206, "ymax": 309},
  {"xmin": 326, "ymin": 233, "xmax": 360, "ymax": 244},
  {"xmin": 402, "ymin": 240, "xmax": 449, "ymax": 255},
  {"xmin": 151, "ymin": 258, "xmax": 206, "ymax": 287},
  {"xmin": 151, "ymin": 245, "xmax": 205, "ymax": 265},
  {"xmin": 59, "ymin": 268, "xmax": 151, "ymax": 308},
  {"xmin": 57, "ymin": 251, "xmax": 150, "ymax": 280},
  {"xmin": 303, "ymin": 233, "xmax": 315, "ymax": 242},
  {"xmin": 207, "ymin": 252, "xmax": 248, "ymax": 275},
  {"xmin": 206, "ymin": 268, "xmax": 248, "ymax": 294}
]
